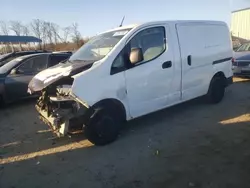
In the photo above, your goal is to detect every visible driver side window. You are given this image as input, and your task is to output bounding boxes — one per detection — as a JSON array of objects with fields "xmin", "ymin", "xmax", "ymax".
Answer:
[
  {"xmin": 129, "ymin": 27, "xmax": 166, "ymax": 63},
  {"xmin": 110, "ymin": 26, "xmax": 166, "ymax": 75}
]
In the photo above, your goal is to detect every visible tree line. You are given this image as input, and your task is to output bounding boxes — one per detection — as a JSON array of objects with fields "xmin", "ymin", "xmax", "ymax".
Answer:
[{"xmin": 0, "ymin": 19, "xmax": 87, "ymax": 52}]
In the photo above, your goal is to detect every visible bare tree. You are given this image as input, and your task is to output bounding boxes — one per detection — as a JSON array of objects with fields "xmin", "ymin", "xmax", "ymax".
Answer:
[
  {"xmin": 22, "ymin": 24, "xmax": 30, "ymax": 36},
  {"xmin": 10, "ymin": 21, "xmax": 23, "ymax": 36},
  {"xmin": 30, "ymin": 19, "xmax": 43, "ymax": 49},
  {"xmin": 30, "ymin": 19, "xmax": 43, "ymax": 40},
  {"xmin": 41, "ymin": 21, "xmax": 50, "ymax": 49},
  {"xmin": 40, "ymin": 21, "xmax": 59, "ymax": 50},
  {"xmin": 50, "ymin": 23, "xmax": 60, "ymax": 45},
  {"xmin": 62, "ymin": 26, "xmax": 71, "ymax": 43},
  {"xmin": 0, "ymin": 21, "xmax": 9, "ymax": 35},
  {"xmin": 0, "ymin": 21, "xmax": 11, "ymax": 52},
  {"xmin": 71, "ymin": 22, "xmax": 82, "ymax": 47}
]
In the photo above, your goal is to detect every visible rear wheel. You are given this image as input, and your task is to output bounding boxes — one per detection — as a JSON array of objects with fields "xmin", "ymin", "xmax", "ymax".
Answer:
[
  {"xmin": 206, "ymin": 77, "xmax": 225, "ymax": 104},
  {"xmin": 84, "ymin": 107, "xmax": 121, "ymax": 146}
]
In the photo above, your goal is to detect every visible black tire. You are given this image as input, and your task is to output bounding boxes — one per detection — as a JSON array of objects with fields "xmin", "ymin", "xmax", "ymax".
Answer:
[
  {"xmin": 84, "ymin": 107, "xmax": 121, "ymax": 146},
  {"xmin": 0, "ymin": 95, "xmax": 5, "ymax": 108},
  {"xmin": 207, "ymin": 77, "xmax": 225, "ymax": 104}
]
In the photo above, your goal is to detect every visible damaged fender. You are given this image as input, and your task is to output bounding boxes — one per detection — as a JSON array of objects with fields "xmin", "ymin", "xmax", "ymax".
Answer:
[{"xmin": 28, "ymin": 59, "xmax": 130, "ymax": 137}]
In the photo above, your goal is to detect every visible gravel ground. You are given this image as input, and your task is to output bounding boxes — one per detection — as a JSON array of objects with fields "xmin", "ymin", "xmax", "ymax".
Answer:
[{"xmin": 1, "ymin": 77, "xmax": 250, "ymax": 188}]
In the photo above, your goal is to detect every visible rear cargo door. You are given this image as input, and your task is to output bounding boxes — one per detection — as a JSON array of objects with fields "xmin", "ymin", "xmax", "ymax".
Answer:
[{"xmin": 176, "ymin": 23, "xmax": 212, "ymax": 101}]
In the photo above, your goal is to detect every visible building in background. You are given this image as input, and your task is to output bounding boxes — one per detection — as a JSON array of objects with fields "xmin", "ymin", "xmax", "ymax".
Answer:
[
  {"xmin": 231, "ymin": 8, "xmax": 250, "ymax": 49},
  {"xmin": 231, "ymin": 8, "xmax": 250, "ymax": 39}
]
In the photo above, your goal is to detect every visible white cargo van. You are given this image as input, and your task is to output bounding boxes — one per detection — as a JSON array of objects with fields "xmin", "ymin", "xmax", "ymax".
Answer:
[{"xmin": 28, "ymin": 20, "xmax": 233, "ymax": 145}]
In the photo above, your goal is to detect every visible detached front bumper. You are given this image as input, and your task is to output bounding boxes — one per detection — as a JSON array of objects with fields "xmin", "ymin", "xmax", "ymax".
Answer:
[
  {"xmin": 36, "ymin": 95, "xmax": 88, "ymax": 137},
  {"xmin": 37, "ymin": 106, "xmax": 70, "ymax": 137}
]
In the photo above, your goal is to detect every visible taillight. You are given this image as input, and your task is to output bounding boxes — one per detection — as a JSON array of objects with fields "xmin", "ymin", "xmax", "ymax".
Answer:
[{"xmin": 232, "ymin": 58, "xmax": 237, "ymax": 66}]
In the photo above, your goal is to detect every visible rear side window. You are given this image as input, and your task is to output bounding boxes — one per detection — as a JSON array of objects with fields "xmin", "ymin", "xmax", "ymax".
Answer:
[
  {"xmin": 48, "ymin": 55, "xmax": 69, "ymax": 67},
  {"xmin": 129, "ymin": 27, "xmax": 166, "ymax": 63}
]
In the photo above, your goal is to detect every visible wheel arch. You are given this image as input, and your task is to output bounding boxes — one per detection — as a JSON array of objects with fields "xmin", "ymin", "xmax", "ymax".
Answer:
[
  {"xmin": 91, "ymin": 98, "xmax": 127, "ymax": 122},
  {"xmin": 213, "ymin": 71, "xmax": 227, "ymax": 85},
  {"xmin": 207, "ymin": 71, "xmax": 227, "ymax": 93}
]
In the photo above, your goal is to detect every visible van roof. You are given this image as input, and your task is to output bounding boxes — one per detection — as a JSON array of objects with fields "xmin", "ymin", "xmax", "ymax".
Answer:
[
  {"xmin": 105, "ymin": 20, "xmax": 227, "ymax": 33},
  {"xmin": 100, "ymin": 24, "xmax": 139, "ymax": 34}
]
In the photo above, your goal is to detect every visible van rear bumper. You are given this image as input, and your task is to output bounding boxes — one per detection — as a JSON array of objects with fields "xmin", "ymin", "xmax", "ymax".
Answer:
[{"xmin": 226, "ymin": 76, "xmax": 233, "ymax": 86}]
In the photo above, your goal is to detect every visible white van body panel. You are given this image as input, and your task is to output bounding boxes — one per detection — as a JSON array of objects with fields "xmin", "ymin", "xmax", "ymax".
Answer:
[
  {"xmin": 70, "ymin": 20, "xmax": 232, "ymax": 120},
  {"xmin": 176, "ymin": 22, "xmax": 233, "ymax": 101},
  {"xmin": 72, "ymin": 60, "xmax": 131, "ymax": 119}
]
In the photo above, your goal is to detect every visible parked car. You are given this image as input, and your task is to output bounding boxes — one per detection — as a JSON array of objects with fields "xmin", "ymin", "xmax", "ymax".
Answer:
[
  {"xmin": 232, "ymin": 42, "xmax": 250, "ymax": 76},
  {"xmin": 232, "ymin": 53, "xmax": 250, "ymax": 76},
  {"xmin": 233, "ymin": 42, "xmax": 250, "ymax": 59},
  {"xmin": 29, "ymin": 20, "xmax": 233, "ymax": 146},
  {"xmin": 0, "ymin": 52, "xmax": 71, "ymax": 105},
  {"xmin": 0, "ymin": 50, "xmax": 50, "ymax": 67}
]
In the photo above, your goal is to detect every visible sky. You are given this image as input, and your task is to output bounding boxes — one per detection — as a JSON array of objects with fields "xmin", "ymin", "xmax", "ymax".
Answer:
[{"xmin": 0, "ymin": 0, "xmax": 250, "ymax": 36}]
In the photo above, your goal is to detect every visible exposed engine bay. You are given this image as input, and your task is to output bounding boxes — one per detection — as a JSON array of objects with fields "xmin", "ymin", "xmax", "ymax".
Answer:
[
  {"xmin": 28, "ymin": 60, "xmax": 95, "ymax": 137},
  {"xmin": 36, "ymin": 82, "xmax": 88, "ymax": 137}
]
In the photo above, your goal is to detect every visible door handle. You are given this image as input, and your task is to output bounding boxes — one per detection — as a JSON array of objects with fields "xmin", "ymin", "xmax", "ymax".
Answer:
[
  {"xmin": 162, "ymin": 61, "xmax": 172, "ymax": 69},
  {"xmin": 187, "ymin": 55, "xmax": 192, "ymax": 66}
]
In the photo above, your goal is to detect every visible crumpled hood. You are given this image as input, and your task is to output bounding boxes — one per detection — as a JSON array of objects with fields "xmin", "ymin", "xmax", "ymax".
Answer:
[{"xmin": 28, "ymin": 60, "xmax": 95, "ymax": 94}]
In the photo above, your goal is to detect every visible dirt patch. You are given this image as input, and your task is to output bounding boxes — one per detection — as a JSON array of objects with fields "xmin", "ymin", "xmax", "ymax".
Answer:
[{"xmin": 1, "ymin": 77, "xmax": 250, "ymax": 188}]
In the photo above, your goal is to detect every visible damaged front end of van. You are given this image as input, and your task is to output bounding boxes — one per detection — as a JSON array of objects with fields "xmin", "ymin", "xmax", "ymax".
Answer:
[
  {"xmin": 28, "ymin": 61, "xmax": 94, "ymax": 137},
  {"xmin": 28, "ymin": 27, "xmax": 133, "ymax": 145}
]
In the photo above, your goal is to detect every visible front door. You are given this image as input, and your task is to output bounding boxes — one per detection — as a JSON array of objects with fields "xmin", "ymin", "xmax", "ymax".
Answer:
[
  {"xmin": 5, "ymin": 55, "xmax": 48, "ymax": 101},
  {"xmin": 124, "ymin": 25, "xmax": 179, "ymax": 118}
]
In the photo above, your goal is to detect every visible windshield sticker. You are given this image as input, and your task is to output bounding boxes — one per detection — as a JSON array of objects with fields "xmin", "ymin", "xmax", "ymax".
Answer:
[{"xmin": 113, "ymin": 30, "xmax": 129, "ymax": 36}]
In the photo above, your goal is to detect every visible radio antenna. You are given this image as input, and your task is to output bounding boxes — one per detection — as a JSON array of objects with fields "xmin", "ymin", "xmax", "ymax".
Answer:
[{"xmin": 119, "ymin": 16, "xmax": 125, "ymax": 27}]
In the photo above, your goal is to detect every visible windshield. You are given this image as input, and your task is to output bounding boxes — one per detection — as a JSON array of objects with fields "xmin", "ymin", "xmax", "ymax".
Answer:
[
  {"xmin": 236, "ymin": 42, "xmax": 250, "ymax": 52},
  {"xmin": 69, "ymin": 29, "xmax": 131, "ymax": 62},
  {"xmin": 0, "ymin": 57, "xmax": 24, "ymax": 74}
]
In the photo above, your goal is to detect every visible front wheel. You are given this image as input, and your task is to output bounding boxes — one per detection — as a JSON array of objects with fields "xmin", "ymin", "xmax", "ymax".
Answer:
[
  {"xmin": 84, "ymin": 107, "xmax": 121, "ymax": 146},
  {"xmin": 206, "ymin": 77, "xmax": 225, "ymax": 104},
  {"xmin": 0, "ymin": 95, "xmax": 5, "ymax": 108}
]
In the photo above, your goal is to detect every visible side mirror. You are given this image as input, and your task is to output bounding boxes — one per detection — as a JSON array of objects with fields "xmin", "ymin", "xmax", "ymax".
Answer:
[
  {"xmin": 129, "ymin": 48, "xmax": 143, "ymax": 64},
  {"xmin": 10, "ymin": 68, "xmax": 18, "ymax": 75}
]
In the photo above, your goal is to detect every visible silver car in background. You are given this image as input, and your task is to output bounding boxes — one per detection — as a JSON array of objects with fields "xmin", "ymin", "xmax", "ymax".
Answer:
[
  {"xmin": 233, "ymin": 42, "xmax": 250, "ymax": 76},
  {"xmin": 233, "ymin": 54, "xmax": 250, "ymax": 76}
]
